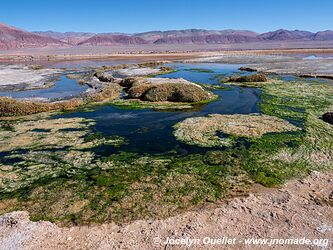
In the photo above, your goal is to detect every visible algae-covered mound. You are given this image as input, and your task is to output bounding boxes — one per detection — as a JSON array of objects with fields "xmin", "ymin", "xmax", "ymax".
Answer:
[
  {"xmin": 122, "ymin": 77, "xmax": 214, "ymax": 103},
  {"xmin": 0, "ymin": 97, "xmax": 83, "ymax": 117},
  {"xmin": 174, "ymin": 114, "xmax": 299, "ymax": 147},
  {"xmin": 239, "ymin": 67, "xmax": 257, "ymax": 72},
  {"xmin": 86, "ymin": 83, "xmax": 122, "ymax": 102},
  {"xmin": 0, "ymin": 83, "xmax": 121, "ymax": 117},
  {"xmin": 0, "ymin": 114, "xmax": 127, "ymax": 193},
  {"xmin": 94, "ymin": 71, "xmax": 116, "ymax": 82},
  {"xmin": 0, "ymin": 115, "xmax": 126, "ymax": 152},
  {"xmin": 228, "ymin": 73, "xmax": 267, "ymax": 83},
  {"xmin": 0, "ymin": 116, "xmax": 91, "ymax": 152}
]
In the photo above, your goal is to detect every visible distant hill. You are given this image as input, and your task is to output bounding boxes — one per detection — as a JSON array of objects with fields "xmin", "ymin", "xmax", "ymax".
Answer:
[
  {"xmin": 259, "ymin": 29, "xmax": 314, "ymax": 41},
  {"xmin": 77, "ymin": 34, "xmax": 148, "ymax": 46},
  {"xmin": 313, "ymin": 30, "xmax": 333, "ymax": 41},
  {"xmin": 1, "ymin": 22, "xmax": 333, "ymax": 49},
  {"xmin": 33, "ymin": 31, "xmax": 95, "ymax": 45},
  {"xmin": 147, "ymin": 29, "xmax": 261, "ymax": 44},
  {"xmin": 0, "ymin": 23, "xmax": 64, "ymax": 49}
]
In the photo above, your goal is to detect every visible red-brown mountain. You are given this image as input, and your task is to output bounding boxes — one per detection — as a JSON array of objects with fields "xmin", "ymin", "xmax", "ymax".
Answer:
[
  {"xmin": 77, "ymin": 34, "xmax": 148, "ymax": 46},
  {"xmin": 259, "ymin": 29, "xmax": 314, "ymax": 41},
  {"xmin": 135, "ymin": 29, "xmax": 261, "ymax": 44},
  {"xmin": 0, "ymin": 23, "xmax": 64, "ymax": 49},
  {"xmin": 2, "ymin": 22, "xmax": 333, "ymax": 50},
  {"xmin": 313, "ymin": 30, "xmax": 333, "ymax": 41},
  {"xmin": 33, "ymin": 31, "xmax": 95, "ymax": 45}
]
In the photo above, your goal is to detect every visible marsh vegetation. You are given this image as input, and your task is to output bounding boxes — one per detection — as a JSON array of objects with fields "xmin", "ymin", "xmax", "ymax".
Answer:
[{"xmin": 0, "ymin": 62, "xmax": 332, "ymax": 225}]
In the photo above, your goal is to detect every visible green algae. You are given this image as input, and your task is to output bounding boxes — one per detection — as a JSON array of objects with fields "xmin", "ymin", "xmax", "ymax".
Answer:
[
  {"xmin": 173, "ymin": 114, "xmax": 299, "ymax": 147},
  {"xmin": 0, "ymin": 76, "xmax": 332, "ymax": 226}
]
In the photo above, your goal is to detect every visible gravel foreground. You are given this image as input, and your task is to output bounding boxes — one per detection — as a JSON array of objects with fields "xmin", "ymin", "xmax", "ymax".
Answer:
[{"xmin": 0, "ymin": 171, "xmax": 332, "ymax": 250}]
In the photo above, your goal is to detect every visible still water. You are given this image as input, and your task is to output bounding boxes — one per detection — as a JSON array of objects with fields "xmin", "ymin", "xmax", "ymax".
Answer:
[{"xmin": 57, "ymin": 63, "xmax": 261, "ymax": 155}]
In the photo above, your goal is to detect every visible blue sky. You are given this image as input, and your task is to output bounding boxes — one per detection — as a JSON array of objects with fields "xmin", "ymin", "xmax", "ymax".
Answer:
[{"xmin": 1, "ymin": 0, "xmax": 333, "ymax": 33}]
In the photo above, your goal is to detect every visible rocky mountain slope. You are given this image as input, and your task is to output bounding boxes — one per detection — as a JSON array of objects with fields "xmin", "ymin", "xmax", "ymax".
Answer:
[
  {"xmin": 136, "ymin": 29, "xmax": 260, "ymax": 44},
  {"xmin": 313, "ymin": 30, "xmax": 333, "ymax": 41},
  {"xmin": 0, "ymin": 23, "xmax": 65, "ymax": 49},
  {"xmin": 259, "ymin": 29, "xmax": 314, "ymax": 41},
  {"xmin": 33, "ymin": 31, "xmax": 95, "ymax": 45},
  {"xmin": 76, "ymin": 34, "xmax": 148, "ymax": 46}
]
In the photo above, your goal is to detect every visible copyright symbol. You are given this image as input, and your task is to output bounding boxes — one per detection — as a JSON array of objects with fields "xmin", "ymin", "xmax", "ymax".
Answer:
[{"xmin": 153, "ymin": 237, "xmax": 161, "ymax": 245}]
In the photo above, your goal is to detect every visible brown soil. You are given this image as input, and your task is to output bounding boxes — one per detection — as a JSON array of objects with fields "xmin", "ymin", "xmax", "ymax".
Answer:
[
  {"xmin": 0, "ymin": 171, "xmax": 332, "ymax": 250},
  {"xmin": 1, "ymin": 46, "xmax": 333, "ymax": 63}
]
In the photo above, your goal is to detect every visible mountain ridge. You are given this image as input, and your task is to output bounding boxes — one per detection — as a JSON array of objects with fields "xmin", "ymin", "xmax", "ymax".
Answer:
[
  {"xmin": 0, "ymin": 23, "xmax": 65, "ymax": 50},
  {"xmin": 1, "ymin": 23, "xmax": 333, "ymax": 49}
]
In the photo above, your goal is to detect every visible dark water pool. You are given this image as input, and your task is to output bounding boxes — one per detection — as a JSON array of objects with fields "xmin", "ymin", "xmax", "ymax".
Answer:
[
  {"xmin": 57, "ymin": 63, "xmax": 261, "ymax": 155},
  {"xmin": 0, "ymin": 76, "xmax": 89, "ymax": 100}
]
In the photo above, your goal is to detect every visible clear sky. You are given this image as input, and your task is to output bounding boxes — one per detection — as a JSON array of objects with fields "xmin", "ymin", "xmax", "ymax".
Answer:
[{"xmin": 1, "ymin": 0, "xmax": 333, "ymax": 33}]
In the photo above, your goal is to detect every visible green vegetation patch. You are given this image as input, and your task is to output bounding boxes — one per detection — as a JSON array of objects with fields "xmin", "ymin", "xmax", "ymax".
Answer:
[
  {"xmin": 174, "ymin": 114, "xmax": 299, "ymax": 147},
  {"xmin": 0, "ymin": 151, "xmax": 251, "ymax": 225}
]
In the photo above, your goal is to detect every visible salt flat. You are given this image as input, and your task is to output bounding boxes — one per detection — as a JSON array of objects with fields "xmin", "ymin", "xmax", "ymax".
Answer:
[{"xmin": 0, "ymin": 65, "xmax": 62, "ymax": 90}]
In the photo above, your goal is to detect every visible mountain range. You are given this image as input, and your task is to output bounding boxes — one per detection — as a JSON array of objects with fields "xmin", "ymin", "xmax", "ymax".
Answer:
[{"xmin": 1, "ymin": 22, "xmax": 333, "ymax": 50}]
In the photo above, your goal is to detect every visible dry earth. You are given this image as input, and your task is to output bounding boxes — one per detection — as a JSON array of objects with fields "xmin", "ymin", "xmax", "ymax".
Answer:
[
  {"xmin": 0, "ymin": 171, "xmax": 332, "ymax": 250},
  {"xmin": 1, "ymin": 45, "xmax": 333, "ymax": 63}
]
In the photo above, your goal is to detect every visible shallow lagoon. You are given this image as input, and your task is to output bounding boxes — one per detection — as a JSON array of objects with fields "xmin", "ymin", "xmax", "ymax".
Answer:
[
  {"xmin": 0, "ymin": 75, "xmax": 89, "ymax": 100},
  {"xmin": 56, "ymin": 63, "xmax": 260, "ymax": 155}
]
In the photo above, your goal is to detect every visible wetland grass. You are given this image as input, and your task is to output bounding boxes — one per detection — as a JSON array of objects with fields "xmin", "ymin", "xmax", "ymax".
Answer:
[{"xmin": 0, "ymin": 76, "xmax": 332, "ymax": 225}]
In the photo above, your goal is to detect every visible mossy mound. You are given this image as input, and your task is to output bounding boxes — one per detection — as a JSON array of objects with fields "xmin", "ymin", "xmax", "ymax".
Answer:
[
  {"xmin": 0, "ymin": 97, "xmax": 83, "ymax": 117},
  {"xmin": 86, "ymin": 83, "xmax": 122, "ymax": 102},
  {"xmin": 122, "ymin": 77, "xmax": 214, "ymax": 103},
  {"xmin": 0, "ymin": 82, "xmax": 121, "ymax": 117},
  {"xmin": 127, "ymin": 84, "xmax": 152, "ymax": 99},
  {"xmin": 28, "ymin": 64, "xmax": 43, "ymax": 70},
  {"xmin": 238, "ymin": 67, "xmax": 257, "ymax": 72},
  {"xmin": 228, "ymin": 73, "xmax": 267, "ymax": 83},
  {"xmin": 143, "ymin": 83, "xmax": 210, "ymax": 102},
  {"xmin": 93, "ymin": 71, "xmax": 115, "ymax": 82}
]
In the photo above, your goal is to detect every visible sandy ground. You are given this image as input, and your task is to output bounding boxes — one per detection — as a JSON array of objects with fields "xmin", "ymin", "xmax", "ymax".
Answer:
[{"xmin": 0, "ymin": 171, "xmax": 332, "ymax": 250}]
